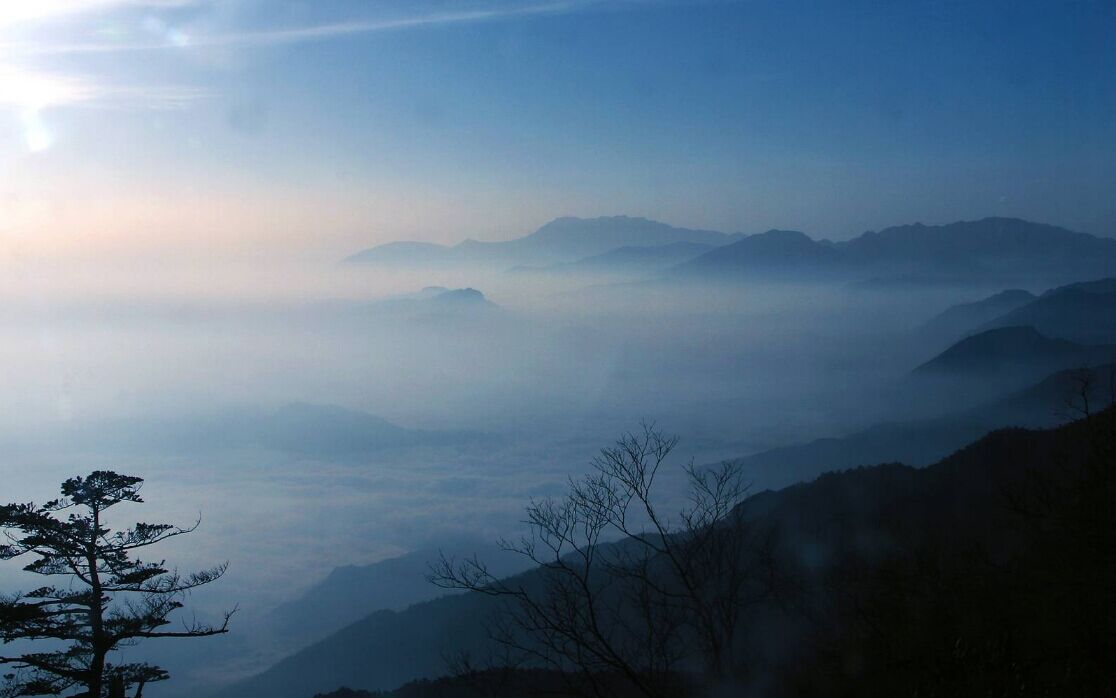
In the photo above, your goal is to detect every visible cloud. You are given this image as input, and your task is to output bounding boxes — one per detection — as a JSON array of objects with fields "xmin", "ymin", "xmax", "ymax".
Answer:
[
  {"xmin": 0, "ymin": 1, "xmax": 199, "ymax": 30},
  {"xmin": 0, "ymin": 62, "xmax": 203, "ymax": 151},
  {"xmin": 0, "ymin": 65, "xmax": 100, "ymax": 109},
  {"xmin": 0, "ymin": 64, "xmax": 204, "ymax": 110},
  {"xmin": 0, "ymin": 0, "xmax": 608, "ymax": 148},
  {"xmin": 1, "ymin": 1, "xmax": 597, "ymax": 55},
  {"xmin": 0, "ymin": 1, "xmax": 207, "ymax": 122}
]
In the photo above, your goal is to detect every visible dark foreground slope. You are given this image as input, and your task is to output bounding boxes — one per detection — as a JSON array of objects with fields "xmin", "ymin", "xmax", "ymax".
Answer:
[
  {"xmin": 221, "ymin": 405, "xmax": 1116, "ymax": 698},
  {"xmin": 777, "ymin": 408, "xmax": 1116, "ymax": 696}
]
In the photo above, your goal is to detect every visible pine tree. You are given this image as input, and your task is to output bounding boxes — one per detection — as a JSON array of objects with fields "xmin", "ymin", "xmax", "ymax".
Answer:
[{"xmin": 0, "ymin": 471, "xmax": 233, "ymax": 697}]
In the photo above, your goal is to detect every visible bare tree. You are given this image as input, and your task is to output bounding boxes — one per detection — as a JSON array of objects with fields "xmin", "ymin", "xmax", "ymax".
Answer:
[
  {"xmin": 0, "ymin": 471, "xmax": 234, "ymax": 698},
  {"xmin": 430, "ymin": 425, "xmax": 785, "ymax": 697}
]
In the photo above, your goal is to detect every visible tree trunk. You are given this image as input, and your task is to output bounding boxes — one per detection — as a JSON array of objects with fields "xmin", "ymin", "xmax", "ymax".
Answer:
[
  {"xmin": 108, "ymin": 673, "xmax": 126, "ymax": 698},
  {"xmin": 88, "ymin": 506, "xmax": 106, "ymax": 698}
]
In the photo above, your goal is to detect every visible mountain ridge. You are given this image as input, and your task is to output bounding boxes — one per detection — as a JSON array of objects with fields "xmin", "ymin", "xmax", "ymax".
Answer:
[
  {"xmin": 346, "ymin": 216, "xmax": 1116, "ymax": 286},
  {"xmin": 672, "ymin": 217, "xmax": 1116, "ymax": 285},
  {"xmin": 345, "ymin": 216, "xmax": 733, "ymax": 267}
]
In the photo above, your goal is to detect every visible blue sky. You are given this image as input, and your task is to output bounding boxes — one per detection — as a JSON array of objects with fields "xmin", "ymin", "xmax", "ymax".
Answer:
[{"xmin": 0, "ymin": 0, "xmax": 1113, "ymax": 258}]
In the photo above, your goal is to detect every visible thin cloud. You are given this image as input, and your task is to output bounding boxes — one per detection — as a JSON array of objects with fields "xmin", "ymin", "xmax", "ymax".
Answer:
[
  {"xmin": 0, "ymin": 64, "xmax": 204, "ymax": 110},
  {"xmin": 0, "ymin": 65, "xmax": 100, "ymax": 108},
  {"xmin": 0, "ymin": 1, "xmax": 200, "ymax": 30},
  {"xmin": 0, "ymin": 63, "xmax": 201, "ymax": 153},
  {"xmin": 1, "ymin": 1, "xmax": 597, "ymax": 56}
]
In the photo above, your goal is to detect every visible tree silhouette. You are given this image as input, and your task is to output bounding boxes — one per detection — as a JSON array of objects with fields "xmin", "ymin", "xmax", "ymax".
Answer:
[
  {"xmin": 0, "ymin": 471, "xmax": 234, "ymax": 698},
  {"xmin": 430, "ymin": 425, "xmax": 788, "ymax": 697}
]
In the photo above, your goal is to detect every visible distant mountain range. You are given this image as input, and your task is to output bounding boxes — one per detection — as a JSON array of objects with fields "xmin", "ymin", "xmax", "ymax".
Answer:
[
  {"xmin": 346, "ymin": 216, "xmax": 1116, "ymax": 287},
  {"xmin": 345, "ymin": 216, "xmax": 732, "ymax": 267},
  {"xmin": 673, "ymin": 218, "xmax": 1116, "ymax": 286},
  {"xmin": 902, "ymin": 323, "xmax": 1116, "ymax": 410},
  {"xmin": 923, "ymin": 278, "xmax": 1116, "ymax": 346},
  {"xmin": 977, "ymin": 278, "xmax": 1116, "ymax": 344}
]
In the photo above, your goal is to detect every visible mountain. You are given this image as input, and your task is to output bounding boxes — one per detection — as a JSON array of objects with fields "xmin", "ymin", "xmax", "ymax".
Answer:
[
  {"xmin": 509, "ymin": 241, "xmax": 715, "ymax": 277},
  {"xmin": 214, "ymin": 580, "xmax": 502, "ymax": 698},
  {"xmin": 732, "ymin": 362, "xmax": 1116, "ymax": 492},
  {"xmin": 214, "ymin": 410, "xmax": 1114, "ymax": 698},
  {"xmin": 372, "ymin": 287, "xmax": 497, "ymax": 312},
  {"xmin": 347, "ymin": 217, "xmax": 1116, "ymax": 285},
  {"xmin": 672, "ymin": 217, "xmax": 1116, "ymax": 286},
  {"xmin": 979, "ymin": 277, "xmax": 1116, "ymax": 344},
  {"xmin": 345, "ymin": 216, "xmax": 733, "ymax": 267},
  {"xmin": 912, "ymin": 325, "xmax": 1116, "ymax": 376},
  {"xmin": 129, "ymin": 539, "xmax": 530, "ymax": 698},
  {"xmin": 670, "ymin": 228, "xmax": 837, "ymax": 279},
  {"xmin": 264, "ymin": 540, "xmax": 531, "ymax": 649},
  {"xmin": 328, "ymin": 287, "xmax": 504, "ymax": 327},
  {"xmin": 920, "ymin": 289, "xmax": 1036, "ymax": 341},
  {"xmin": 385, "ymin": 286, "xmax": 455, "ymax": 300}
]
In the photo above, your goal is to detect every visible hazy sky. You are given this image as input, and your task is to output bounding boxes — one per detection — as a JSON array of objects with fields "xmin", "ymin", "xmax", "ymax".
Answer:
[{"xmin": 1, "ymin": 0, "xmax": 1113, "ymax": 261}]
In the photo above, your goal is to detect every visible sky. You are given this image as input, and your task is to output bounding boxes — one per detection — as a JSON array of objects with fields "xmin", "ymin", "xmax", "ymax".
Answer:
[{"xmin": 0, "ymin": 0, "xmax": 1113, "ymax": 263}]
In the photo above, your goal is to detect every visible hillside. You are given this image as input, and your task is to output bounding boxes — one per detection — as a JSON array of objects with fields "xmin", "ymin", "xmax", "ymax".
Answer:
[
  {"xmin": 912, "ymin": 325, "xmax": 1116, "ymax": 376},
  {"xmin": 669, "ymin": 228, "xmax": 838, "ymax": 279},
  {"xmin": 920, "ymin": 288, "xmax": 1036, "ymax": 341},
  {"xmin": 980, "ymin": 277, "xmax": 1116, "ymax": 344},
  {"xmin": 215, "ymin": 407, "xmax": 1115, "ymax": 698},
  {"xmin": 264, "ymin": 540, "xmax": 531, "ymax": 649}
]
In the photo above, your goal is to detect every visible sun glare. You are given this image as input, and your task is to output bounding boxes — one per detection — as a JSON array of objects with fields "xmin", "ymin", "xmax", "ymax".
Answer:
[
  {"xmin": 0, "ymin": 66, "xmax": 98, "ymax": 151},
  {"xmin": 0, "ymin": 1, "xmax": 124, "ymax": 30}
]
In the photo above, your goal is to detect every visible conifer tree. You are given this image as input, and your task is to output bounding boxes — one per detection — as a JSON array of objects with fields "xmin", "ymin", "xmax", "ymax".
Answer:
[{"xmin": 0, "ymin": 471, "xmax": 233, "ymax": 697}]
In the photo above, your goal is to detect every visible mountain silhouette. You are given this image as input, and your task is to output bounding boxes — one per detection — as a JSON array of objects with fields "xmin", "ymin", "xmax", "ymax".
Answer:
[
  {"xmin": 920, "ymin": 289, "xmax": 1036, "ymax": 341},
  {"xmin": 264, "ymin": 540, "xmax": 531, "ymax": 651},
  {"xmin": 979, "ymin": 277, "xmax": 1116, "ymax": 344},
  {"xmin": 913, "ymin": 325, "xmax": 1116, "ymax": 375},
  {"xmin": 671, "ymin": 228, "xmax": 837, "ymax": 278},
  {"xmin": 345, "ymin": 216, "xmax": 731, "ymax": 267},
  {"xmin": 346, "ymin": 217, "xmax": 1116, "ymax": 285},
  {"xmin": 333, "ymin": 288, "xmax": 504, "ymax": 328},
  {"xmin": 673, "ymin": 217, "xmax": 1116, "ymax": 285}
]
